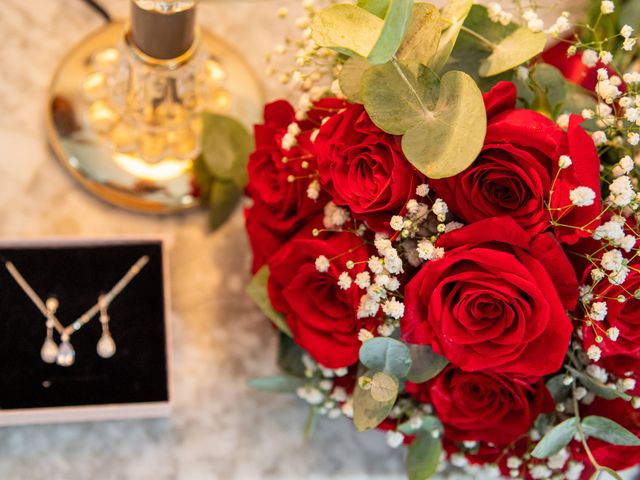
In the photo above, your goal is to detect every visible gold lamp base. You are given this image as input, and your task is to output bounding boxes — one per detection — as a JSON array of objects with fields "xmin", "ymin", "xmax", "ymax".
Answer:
[{"xmin": 47, "ymin": 21, "xmax": 264, "ymax": 214}]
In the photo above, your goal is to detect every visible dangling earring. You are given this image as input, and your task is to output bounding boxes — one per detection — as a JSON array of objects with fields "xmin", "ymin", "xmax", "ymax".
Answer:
[
  {"xmin": 97, "ymin": 294, "xmax": 116, "ymax": 359},
  {"xmin": 41, "ymin": 297, "xmax": 59, "ymax": 364}
]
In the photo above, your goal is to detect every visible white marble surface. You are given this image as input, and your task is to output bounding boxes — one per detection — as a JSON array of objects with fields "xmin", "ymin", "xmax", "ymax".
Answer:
[{"xmin": 0, "ymin": 1, "xmax": 404, "ymax": 479}]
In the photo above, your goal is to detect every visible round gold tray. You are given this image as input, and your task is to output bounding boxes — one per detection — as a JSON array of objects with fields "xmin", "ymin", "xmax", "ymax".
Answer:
[{"xmin": 46, "ymin": 21, "xmax": 264, "ymax": 214}]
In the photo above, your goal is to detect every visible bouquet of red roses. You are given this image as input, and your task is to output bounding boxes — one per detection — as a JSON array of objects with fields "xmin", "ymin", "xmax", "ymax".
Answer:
[{"xmin": 243, "ymin": 0, "xmax": 640, "ymax": 478}]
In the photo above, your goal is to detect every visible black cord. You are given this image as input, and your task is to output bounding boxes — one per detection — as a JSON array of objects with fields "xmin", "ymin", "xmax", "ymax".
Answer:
[{"xmin": 81, "ymin": 0, "xmax": 112, "ymax": 23}]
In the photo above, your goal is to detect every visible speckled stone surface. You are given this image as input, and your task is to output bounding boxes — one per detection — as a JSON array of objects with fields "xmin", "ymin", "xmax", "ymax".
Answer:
[
  {"xmin": 0, "ymin": 2, "xmax": 635, "ymax": 480},
  {"xmin": 0, "ymin": 1, "xmax": 405, "ymax": 479}
]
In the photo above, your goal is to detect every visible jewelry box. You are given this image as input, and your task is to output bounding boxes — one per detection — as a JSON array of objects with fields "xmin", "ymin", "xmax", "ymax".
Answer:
[{"xmin": 0, "ymin": 237, "xmax": 171, "ymax": 426}]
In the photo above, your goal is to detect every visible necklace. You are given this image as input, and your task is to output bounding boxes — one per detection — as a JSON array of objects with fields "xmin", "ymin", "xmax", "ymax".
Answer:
[{"xmin": 4, "ymin": 255, "xmax": 149, "ymax": 366}]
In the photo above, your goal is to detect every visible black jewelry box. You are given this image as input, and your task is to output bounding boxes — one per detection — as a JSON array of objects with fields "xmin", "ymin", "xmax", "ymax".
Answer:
[{"xmin": 0, "ymin": 237, "xmax": 171, "ymax": 426}]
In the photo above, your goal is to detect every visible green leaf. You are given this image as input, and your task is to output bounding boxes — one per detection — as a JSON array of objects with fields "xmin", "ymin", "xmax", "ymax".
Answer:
[
  {"xmin": 398, "ymin": 415, "xmax": 443, "ymax": 436},
  {"xmin": 362, "ymin": 61, "xmax": 486, "ymax": 178},
  {"xmin": 545, "ymin": 374, "xmax": 571, "ymax": 404},
  {"xmin": 311, "ymin": 4, "xmax": 383, "ymax": 58},
  {"xmin": 401, "ymin": 69, "xmax": 486, "ymax": 178},
  {"xmin": 359, "ymin": 337, "xmax": 412, "ymax": 378},
  {"xmin": 396, "ymin": 3, "xmax": 442, "ymax": 66},
  {"xmin": 479, "ymin": 27, "xmax": 546, "ymax": 77},
  {"xmin": 353, "ymin": 371, "xmax": 399, "ymax": 431},
  {"xmin": 444, "ymin": 5, "xmax": 517, "ymax": 87},
  {"xmin": 431, "ymin": 0, "xmax": 473, "ymax": 72},
  {"xmin": 357, "ymin": 0, "xmax": 390, "ymax": 18},
  {"xmin": 248, "ymin": 375, "xmax": 305, "ymax": 393},
  {"xmin": 582, "ymin": 416, "xmax": 640, "ymax": 446},
  {"xmin": 201, "ymin": 113, "xmax": 252, "ymax": 187},
  {"xmin": 246, "ymin": 266, "xmax": 293, "ymax": 337},
  {"xmin": 339, "ymin": 55, "xmax": 370, "ymax": 103},
  {"xmin": 193, "ymin": 154, "xmax": 213, "ymax": 200},
  {"xmin": 406, "ymin": 344, "xmax": 449, "ymax": 383},
  {"xmin": 407, "ymin": 431, "xmax": 442, "ymax": 480},
  {"xmin": 531, "ymin": 417, "xmax": 579, "ymax": 459},
  {"xmin": 277, "ymin": 333, "xmax": 306, "ymax": 378},
  {"xmin": 516, "ymin": 63, "xmax": 567, "ymax": 117},
  {"xmin": 208, "ymin": 179, "xmax": 242, "ymax": 230},
  {"xmin": 567, "ymin": 366, "xmax": 632, "ymax": 401},
  {"xmin": 367, "ymin": 0, "xmax": 414, "ymax": 65}
]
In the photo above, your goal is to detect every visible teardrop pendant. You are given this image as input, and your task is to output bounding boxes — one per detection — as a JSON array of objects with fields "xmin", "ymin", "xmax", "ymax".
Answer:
[
  {"xmin": 40, "ymin": 338, "xmax": 59, "ymax": 364},
  {"xmin": 56, "ymin": 340, "xmax": 76, "ymax": 367},
  {"xmin": 97, "ymin": 333, "xmax": 116, "ymax": 358}
]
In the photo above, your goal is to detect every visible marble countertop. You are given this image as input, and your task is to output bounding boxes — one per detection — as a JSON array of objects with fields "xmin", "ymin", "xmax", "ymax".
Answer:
[{"xmin": 0, "ymin": 1, "xmax": 404, "ymax": 479}]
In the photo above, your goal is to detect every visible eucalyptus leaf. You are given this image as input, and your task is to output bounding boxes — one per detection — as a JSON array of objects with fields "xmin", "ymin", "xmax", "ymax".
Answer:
[
  {"xmin": 246, "ymin": 266, "xmax": 293, "ymax": 337},
  {"xmin": 248, "ymin": 375, "xmax": 305, "ymax": 393},
  {"xmin": 201, "ymin": 113, "xmax": 252, "ymax": 187},
  {"xmin": 531, "ymin": 417, "xmax": 579, "ymax": 459},
  {"xmin": 359, "ymin": 337, "xmax": 412, "ymax": 378},
  {"xmin": 516, "ymin": 63, "xmax": 567, "ymax": 116},
  {"xmin": 407, "ymin": 432, "xmax": 442, "ymax": 480},
  {"xmin": 362, "ymin": 61, "xmax": 486, "ymax": 178},
  {"xmin": 367, "ymin": 0, "xmax": 414, "ymax": 65},
  {"xmin": 396, "ymin": 3, "xmax": 441, "ymax": 66},
  {"xmin": 208, "ymin": 179, "xmax": 242, "ymax": 230},
  {"xmin": 545, "ymin": 374, "xmax": 571, "ymax": 404},
  {"xmin": 479, "ymin": 27, "xmax": 547, "ymax": 77},
  {"xmin": 431, "ymin": 0, "xmax": 473, "ymax": 72},
  {"xmin": 401, "ymin": 70, "xmax": 486, "ymax": 178},
  {"xmin": 370, "ymin": 371, "xmax": 400, "ymax": 402},
  {"xmin": 357, "ymin": 0, "xmax": 389, "ymax": 18},
  {"xmin": 353, "ymin": 371, "xmax": 399, "ymax": 431},
  {"xmin": 582, "ymin": 416, "xmax": 640, "ymax": 446},
  {"xmin": 406, "ymin": 344, "xmax": 448, "ymax": 383},
  {"xmin": 311, "ymin": 4, "xmax": 383, "ymax": 58},
  {"xmin": 192, "ymin": 154, "xmax": 213, "ymax": 200},
  {"xmin": 339, "ymin": 56, "xmax": 370, "ymax": 103},
  {"xmin": 567, "ymin": 366, "xmax": 632, "ymax": 401},
  {"xmin": 398, "ymin": 415, "xmax": 444, "ymax": 436},
  {"xmin": 444, "ymin": 5, "xmax": 517, "ymax": 87}
]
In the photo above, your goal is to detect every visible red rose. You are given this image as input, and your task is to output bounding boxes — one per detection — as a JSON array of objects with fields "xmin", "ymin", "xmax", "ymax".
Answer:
[
  {"xmin": 583, "ymin": 263, "xmax": 640, "ymax": 376},
  {"xmin": 430, "ymin": 81, "xmax": 601, "ymax": 243},
  {"xmin": 267, "ymin": 230, "xmax": 372, "ymax": 368},
  {"xmin": 245, "ymin": 99, "xmax": 343, "ymax": 272},
  {"xmin": 580, "ymin": 397, "xmax": 640, "ymax": 472},
  {"xmin": 315, "ymin": 103, "xmax": 424, "ymax": 232},
  {"xmin": 402, "ymin": 216, "xmax": 577, "ymax": 376},
  {"xmin": 418, "ymin": 367, "xmax": 553, "ymax": 445}
]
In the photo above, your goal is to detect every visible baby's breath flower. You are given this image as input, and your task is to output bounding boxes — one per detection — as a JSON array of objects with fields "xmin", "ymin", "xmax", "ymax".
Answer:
[
  {"xmin": 592, "ymin": 130, "xmax": 608, "ymax": 145},
  {"xmin": 432, "ymin": 198, "xmax": 448, "ymax": 216},
  {"xmin": 582, "ymin": 49, "xmax": 598, "ymax": 68},
  {"xmin": 338, "ymin": 271, "xmax": 352, "ymax": 290},
  {"xmin": 600, "ymin": 0, "xmax": 614, "ymax": 14},
  {"xmin": 570, "ymin": 186, "xmax": 596, "ymax": 207},
  {"xmin": 416, "ymin": 184, "xmax": 429, "ymax": 197},
  {"xmin": 621, "ymin": 24, "xmax": 634, "ymax": 38},
  {"xmin": 609, "ymin": 176, "xmax": 635, "ymax": 206},
  {"xmin": 589, "ymin": 301, "xmax": 608, "ymax": 321},
  {"xmin": 516, "ymin": 66, "xmax": 529, "ymax": 82},
  {"xmin": 382, "ymin": 298, "xmax": 405, "ymax": 320},
  {"xmin": 386, "ymin": 431, "xmax": 405, "ymax": 448},
  {"xmin": 623, "ymin": 37, "xmax": 637, "ymax": 51},
  {"xmin": 587, "ymin": 344, "xmax": 602, "ymax": 361},
  {"xmin": 587, "ymin": 364, "xmax": 608, "ymax": 383},
  {"xmin": 607, "ymin": 326, "xmax": 620, "ymax": 341},
  {"xmin": 358, "ymin": 328, "xmax": 373, "ymax": 342},
  {"xmin": 390, "ymin": 215, "xmax": 404, "ymax": 231},
  {"xmin": 417, "ymin": 239, "xmax": 445, "ymax": 261},
  {"xmin": 599, "ymin": 50, "xmax": 613, "ymax": 65},
  {"xmin": 307, "ymin": 179, "xmax": 320, "ymax": 200},
  {"xmin": 559, "ymin": 155, "xmax": 572, "ymax": 169},
  {"xmin": 556, "ymin": 113, "xmax": 570, "ymax": 129},
  {"xmin": 354, "ymin": 271, "xmax": 371, "ymax": 289},
  {"xmin": 315, "ymin": 255, "xmax": 330, "ymax": 272}
]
